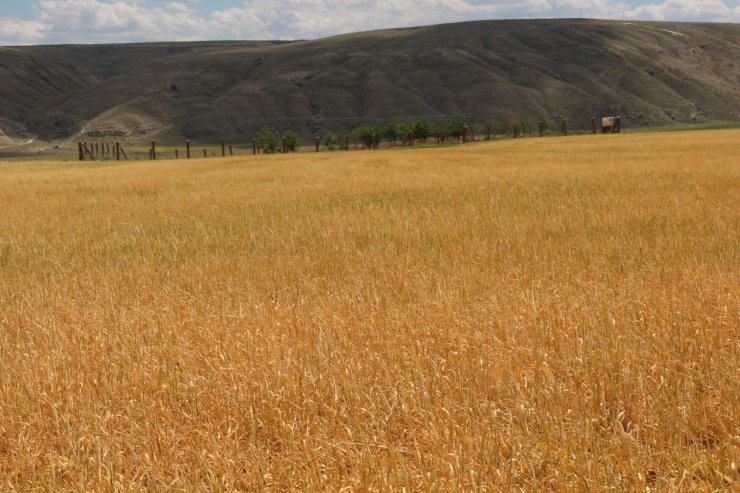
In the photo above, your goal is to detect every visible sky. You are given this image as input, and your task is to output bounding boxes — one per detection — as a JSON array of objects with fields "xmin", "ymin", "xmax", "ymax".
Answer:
[{"xmin": 0, "ymin": 0, "xmax": 738, "ymax": 46}]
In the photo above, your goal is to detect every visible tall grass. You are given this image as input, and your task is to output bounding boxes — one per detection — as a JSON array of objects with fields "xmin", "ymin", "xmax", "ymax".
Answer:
[{"xmin": 0, "ymin": 130, "xmax": 737, "ymax": 490}]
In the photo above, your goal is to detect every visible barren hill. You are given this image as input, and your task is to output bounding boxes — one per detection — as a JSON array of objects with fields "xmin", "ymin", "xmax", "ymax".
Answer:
[{"xmin": 0, "ymin": 19, "xmax": 738, "ymax": 145}]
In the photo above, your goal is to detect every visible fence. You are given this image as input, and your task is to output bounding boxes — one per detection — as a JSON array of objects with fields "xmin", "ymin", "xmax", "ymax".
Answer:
[{"xmin": 76, "ymin": 115, "xmax": 620, "ymax": 161}]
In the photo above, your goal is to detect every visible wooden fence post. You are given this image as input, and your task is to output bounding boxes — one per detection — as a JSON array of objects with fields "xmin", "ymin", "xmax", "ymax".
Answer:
[
  {"xmin": 591, "ymin": 118, "xmax": 597, "ymax": 134},
  {"xmin": 282, "ymin": 137, "xmax": 287, "ymax": 154},
  {"xmin": 538, "ymin": 121, "xmax": 543, "ymax": 137},
  {"xmin": 78, "ymin": 142, "xmax": 84, "ymax": 161},
  {"xmin": 83, "ymin": 142, "xmax": 95, "ymax": 160},
  {"xmin": 151, "ymin": 141, "xmax": 156, "ymax": 160},
  {"xmin": 175, "ymin": 149, "xmax": 179, "ymax": 159},
  {"xmin": 186, "ymin": 140, "xmax": 191, "ymax": 159},
  {"xmin": 486, "ymin": 124, "xmax": 491, "ymax": 141},
  {"xmin": 315, "ymin": 137, "xmax": 320, "ymax": 152},
  {"xmin": 252, "ymin": 139, "xmax": 257, "ymax": 155},
  {"xmin": 203, "ymin": 149, "xmax": 207, "ymax": 158},
  {"xmin": 221, "ymin": 137, "xmax": 225, "ymax": 157},
  {"xmin": 115, "ymin": 142, "xmax": 121, "ymax": 161},
  {"xmin": 345, "ymin": 136, "xmax": 350, "ymax": 150},
  {"xmin": 229, "ymin": 145, "xmax": 233, "ymax": 156}
]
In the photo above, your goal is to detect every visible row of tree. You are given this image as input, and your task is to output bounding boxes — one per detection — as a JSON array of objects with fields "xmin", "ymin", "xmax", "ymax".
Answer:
[{"xmin": 254, "ymin": 116, "xmax": 571, "ymax": 153}]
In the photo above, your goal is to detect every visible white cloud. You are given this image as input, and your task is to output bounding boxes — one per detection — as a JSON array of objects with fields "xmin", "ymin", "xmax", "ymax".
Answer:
[
  {"xmin": 34, "ymin": 0, "xmax": 206, "ymax": 43},
  {"xmin": 0, "ymin": 18, "xmax": 47, "ymax": 45},
  {"xmin": 0, "ymin": 0, "xmax": 737, "ymax": 46},
  {"xmin": 626, "ymin": 0, "xmax": 740, "ymax": 21}
]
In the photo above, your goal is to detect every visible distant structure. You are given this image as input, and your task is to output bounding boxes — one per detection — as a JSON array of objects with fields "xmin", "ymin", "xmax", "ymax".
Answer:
[{"xmin": 601, "ymin": 116, "xmax": 621, "ymax": 133}]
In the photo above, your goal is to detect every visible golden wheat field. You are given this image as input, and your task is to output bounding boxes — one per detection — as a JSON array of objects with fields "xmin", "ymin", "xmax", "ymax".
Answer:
[{"xmin": 0, "ymin": 130, "xmax": 738, "ymax": 491}]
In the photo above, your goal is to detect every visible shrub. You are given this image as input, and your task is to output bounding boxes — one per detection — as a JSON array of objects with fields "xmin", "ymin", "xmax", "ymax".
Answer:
[
  {"xmin": 491, "ymin": 117, "xmax": 511, "ymax": 136},
  {"xmin": 411, "ymin": 120, "xmax": 431, "ymax": 142},
  {"xmin": 322, "ymin": 131, "xmax": 341, "ymax": 151},
  {"xmin": 256, "ymin": 128, "xmax": 279, "ymax": 154},
  {"xmin": 444, "ymin": 119, "xmax": 465, "ymax": 140},
  {"xmin": 383, "ymin": 123, "xmax": 403, "ymax": 146},
  {"xmin": 282, "ymin": 130, "xmax": 301, "ymax": 152},
  {"xmin": 352, "ymin": 124, "xmax": 382, "ymax": 148}
]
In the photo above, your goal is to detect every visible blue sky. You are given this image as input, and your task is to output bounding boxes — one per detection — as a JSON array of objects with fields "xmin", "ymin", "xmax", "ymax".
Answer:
[{"xmin": 0, "ymin": 0, "xmax": 738, "ymax": 45}]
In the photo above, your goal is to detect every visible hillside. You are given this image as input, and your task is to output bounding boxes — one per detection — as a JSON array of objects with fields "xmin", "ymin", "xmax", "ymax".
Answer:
[{"xmin": 0, "ymin": 19, "xmax": 738, "ymax": 145}]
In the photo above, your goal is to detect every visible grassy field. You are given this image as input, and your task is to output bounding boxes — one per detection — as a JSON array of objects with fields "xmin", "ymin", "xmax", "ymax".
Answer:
[{"xmin": 0, "ymin": 130, "xmax": 737, "ymax": 491}]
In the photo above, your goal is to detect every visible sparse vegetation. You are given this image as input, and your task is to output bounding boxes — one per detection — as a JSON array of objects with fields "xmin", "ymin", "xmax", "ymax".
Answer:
[{"xmin": 0, "ymin": 130, "xmax": 737, "ymax": 490}]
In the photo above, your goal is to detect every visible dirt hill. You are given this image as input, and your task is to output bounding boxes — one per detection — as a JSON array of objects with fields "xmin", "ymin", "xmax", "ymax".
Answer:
[{"xmin": 0, "ymin": 19, "xmax": 738, "ymax": 145}]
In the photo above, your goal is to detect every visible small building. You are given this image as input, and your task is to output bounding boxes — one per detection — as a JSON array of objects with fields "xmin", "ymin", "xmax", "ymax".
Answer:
[{"xmin": 601, "ymin": 116, "xmax": 621, "ymax": 133}]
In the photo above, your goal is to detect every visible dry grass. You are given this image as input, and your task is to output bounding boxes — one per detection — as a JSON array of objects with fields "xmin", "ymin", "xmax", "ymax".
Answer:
[{"xmin": 0, "ymin": 130, "xmax": 738, "ymax": 491}]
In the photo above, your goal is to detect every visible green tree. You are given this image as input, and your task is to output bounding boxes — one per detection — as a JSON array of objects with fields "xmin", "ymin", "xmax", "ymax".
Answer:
[
  {"xmin": 352, "ymin": 124, "xmax": 382, "ymax": 148},
  {"xmin": 383, "ymin": 123, "xmax": 403, "ymax": 146},
  {"xmin": 411, "ymin": 120, "xmax": 431, "ymax": 142},
  {"xmin": 256, "ymin": 128, "xmax": 279, "ymax": 154},
  {"xmin": 446, "ymin": 119, "xmax": 465, "ymax": 140},
  {"xmin": 282, "ymin": 130, "xmax": 301, "ymax": 152},
  {"xmin": 516, "ymin": 115, "xmax": 532, "ymax": 135},
  {"xmin": 322, "ymin": 131, "xmax": 341, "ymax": 151},
  {"xmin": 491, "ymin": 117, "xmax": 511, "ymax": 136},
  {"xmin": 430, "ymin": 120, "xmax": 449, "ymax": 141}
]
